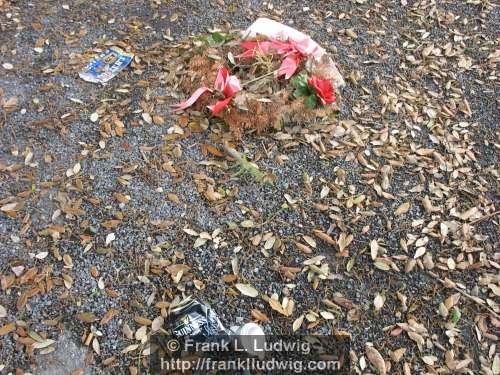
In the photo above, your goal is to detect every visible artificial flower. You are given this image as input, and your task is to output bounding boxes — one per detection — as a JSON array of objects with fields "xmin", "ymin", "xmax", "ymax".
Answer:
[
  {"xmin": 237, "ymin": 37, "xmax": 318, "ymax": 79},
  {"xmin": 277, "ymin": 52, "xmax": 302, "ymax": 80},
  {"xmin": 307, "ymin": 76, "xmax": 336, "ymax": 105},
  {"xmin": 171, "ymin": 67, "xmax": 242, "ymax": 114},
  {"xmin": 213, "ymin": 67, "xmax": 242, "ymax": 98}
]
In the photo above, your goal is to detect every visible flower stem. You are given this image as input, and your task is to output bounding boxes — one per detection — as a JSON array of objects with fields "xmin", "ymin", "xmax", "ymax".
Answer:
[{"xmin": 241, "ymin": 69, "xmax": 278, "ymax": 87}]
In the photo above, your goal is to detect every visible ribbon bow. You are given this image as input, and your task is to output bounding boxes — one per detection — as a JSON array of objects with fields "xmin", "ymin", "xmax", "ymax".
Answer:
[{"xmin": 171, "ymin": 67, "xmax": 242, "ymax": 115}]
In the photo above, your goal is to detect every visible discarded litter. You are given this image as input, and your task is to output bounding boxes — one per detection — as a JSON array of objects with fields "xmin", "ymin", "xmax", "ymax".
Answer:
[
  {"xmin": 79, "ymin": 47, "xmax": 133, "ymax": 84},
  {"xmin": 167, "ymin": 298, "xmax": 265, "ymax": 357},
  {"xmin": 229, "ymin": 322, "xmax": 266, "ymax": 358},
  {"xmin": 169, "ymin": 298, "xmax": 228, "ymax": 338}
]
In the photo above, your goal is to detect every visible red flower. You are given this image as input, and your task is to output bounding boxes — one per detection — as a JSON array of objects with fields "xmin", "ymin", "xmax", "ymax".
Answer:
[{"xmin": 308, "ymin": 76, "xmax": 336, "ymax": 105}]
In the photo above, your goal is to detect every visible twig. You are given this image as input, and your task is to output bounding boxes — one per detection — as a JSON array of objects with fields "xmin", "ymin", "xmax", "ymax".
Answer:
[
  {"xmin": 223, "ymin": 143, "xmax": 269, "ymax": 184},
  {"xmin": 427, "ymin": 271, "xmax": 500, "ymax": 319},
  {"xmin": 469, "ymin": 210, "xmax": 500, "ymax": 226},
  {"xmin": 223, "ymin": 143, "xmax": 243, "ymax": 162},
  {"xmin": 241, "ymin": 69, "xmax": 278, "ymax": 87},
  {"xmin": 257, "ymin": 207, "xmax": 286, "ymax": 229}
]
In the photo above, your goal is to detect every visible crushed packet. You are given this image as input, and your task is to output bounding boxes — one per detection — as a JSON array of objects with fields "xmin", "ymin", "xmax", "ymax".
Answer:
[{"xmin": 79, "ymin": 47, "xmax": 133, "ymax": 84}]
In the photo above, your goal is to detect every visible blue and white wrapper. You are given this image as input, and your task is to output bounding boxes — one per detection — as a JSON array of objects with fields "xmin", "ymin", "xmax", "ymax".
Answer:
[{"xmin": 79, "ymin": 47, "xmax": 133, "ymax": 84}]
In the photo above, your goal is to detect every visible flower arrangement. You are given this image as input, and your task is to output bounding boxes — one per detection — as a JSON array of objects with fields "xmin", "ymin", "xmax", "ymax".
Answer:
[{"xmin": 171, "ymin": 20, "xmax": 342, "ymax": 138}]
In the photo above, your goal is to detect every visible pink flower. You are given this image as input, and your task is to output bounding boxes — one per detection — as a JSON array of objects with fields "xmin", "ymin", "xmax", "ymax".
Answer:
[
  {"xmin": 277, "ymin": 52, "xmax": 301, "ymax": 80},
  {"xmin": 171, "ymin": 67, "xmax": 241, "ymax": 114},
  {"xmin": 237, "ymin": 39, "xmax": 292, "ymax": 58},
  {"xmin": 213, "ymin": 67, "xmax": 242, "ymax": 98},
  {"xmin": 237, "ymin": 37, "xmax": 317, "ymax": 79},
  {"xmin": 307, "ymin": 76, "xmax": 336, "ymax": 105}
]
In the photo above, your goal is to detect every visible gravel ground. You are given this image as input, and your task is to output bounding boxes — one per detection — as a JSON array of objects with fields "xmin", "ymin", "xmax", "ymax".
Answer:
[{"xmin": 0, "ymin": 0, "xmax": 499, "ymax": 374}]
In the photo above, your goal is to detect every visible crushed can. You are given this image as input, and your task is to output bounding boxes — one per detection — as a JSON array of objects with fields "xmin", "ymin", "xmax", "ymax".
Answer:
[{"xmin": 169, "ymin": 298, "xmax": 228, "ymax": 338}]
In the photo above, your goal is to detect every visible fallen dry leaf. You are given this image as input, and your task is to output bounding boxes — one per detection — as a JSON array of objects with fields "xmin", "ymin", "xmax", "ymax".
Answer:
[
  {"xmin": 75, "ymin": 312, "xmax": 98, "ymax": 323},
  {"xmin": 366, "ymin": 344, "xmax": 386, "ymax": 375},
  {"xmin": 395, "ymin": 202, "xmax": 410, "ymax": 216},
  {"xmin": 0, "ymin": 322, "xmax": 15, "ymax": 336},
  {"xmin": 235, "ymin": 283, "xmax": 259, "ymax": 298}
]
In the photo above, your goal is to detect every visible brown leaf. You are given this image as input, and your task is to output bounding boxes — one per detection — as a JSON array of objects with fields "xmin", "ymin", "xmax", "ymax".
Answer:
[
  {"xmin": 202, "ymin": 185, "xmax": 220, "ymax": 202},
  {"xmin": 421, "ymin": 195, "xmax": 440, "ymax": 213},
  {"xmin": 337, "ymin": 233, "xmax": 353, "ymax": 256},
  {"xmin": 101, "ymin": 220, "xmax": 121, "ymax": 229},
  {"xmin": 202, "ymin": 144, "xmax": 224, "ymax": 157},
  {"xmin": 102, "ymin": 356, "xmax": 116, "ymax": 366},
  {"xmin": 134, "ymin": 316, "xmax": 152, "ymax": 326},
  {"xmin": 395, "ymin": 202, "xmax": 410, "ymax": 216},
  {"xmin": 280, "ymin": 266, "xmax": 301, "ymax": 279},
  {"xmin": 268, "ymin": 298, "xmax": 286, "ymax": 315},
  {"xmin": 167, "ymin": 193, "xmax": 180, "ymax": 203},
  {"xmin": 222, "ymin": 274, "xmax": 238, "ymax": 283},
  {"xmin": 416, "ymin": 148, "xmax": 434, "ymax": 156},
  {"xmin": 152, "ymin": 115, "xmax": 164, "ymax": 125},
  {"xmin": 177, "ymin": 116, "xmax": 189, "ymax": 127},
  {"xmin": 0, "ymin": 322, "xmax": 15, "ymax": 336},
  {"xmin": 114, "ymin": 193, "xmax": 130, "ymax": 204},
  {"xmin": 105, "ymin": 288, "xmax": 121, "ymax": 298},
  {"xmin": 1, "ymin": 274, "xmax": 15, "ymax": 290},
  {"xmin": 407, "ymin": 331, "xmax": 424, "ymax": 348},
  {"xmin": 313, "ymin": 229, "xmax": 336, "ymax": 245},
  {"xmin": 294, "ymin": 241, "xmax": 312, "ymax": 254},
  {"xmin": 16, "ymin": 292, "xmax": 28, "ymax": 311},
  {"xmin": 390, "ymin": 348, "xmax": 406, "ymax": 362},
  {"xmin": 100, "ymin": 309, "xmax": 118, "ymax": 325},
  {"xmin": 366, "ymin": 344, "xmax": 387, "ymax": 375},
  {"xmin": 75, "ymin": 312, "xmax": 98, "ymax": 323},
  {"xmin": 332, "ymin": 296, "xmax": 356, "ymax": 309},
  {"xmin": 251, "ymin": 309, "xmax": 269, "ymax": 322}
]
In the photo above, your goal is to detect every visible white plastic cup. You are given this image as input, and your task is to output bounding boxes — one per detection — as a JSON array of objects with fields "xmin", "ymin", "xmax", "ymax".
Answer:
[{"xmin": 230, "ymin": 323, "xmax": 266, "ymax": 358}]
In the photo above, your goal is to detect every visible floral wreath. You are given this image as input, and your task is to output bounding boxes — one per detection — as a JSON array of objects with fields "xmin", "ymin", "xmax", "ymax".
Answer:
[{"xmin": 171, "ymin": 34, "xmax": 337, "ymax": 121}]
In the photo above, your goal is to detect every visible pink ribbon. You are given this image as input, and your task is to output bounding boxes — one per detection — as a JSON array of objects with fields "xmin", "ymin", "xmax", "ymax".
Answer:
[
  {"xmin": 170, "ymin": 87, "xmax": 212, "ymax": 112},
  {"xmin": 171, "ymin": 67, "xmax": 242, "ymax": 114}
]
